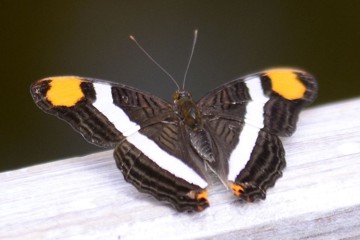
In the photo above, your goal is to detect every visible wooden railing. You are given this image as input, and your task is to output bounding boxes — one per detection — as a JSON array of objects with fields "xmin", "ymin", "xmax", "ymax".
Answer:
[{"xmin": 1, "ymin": 98, "xmax": 359, "ymax": 239}]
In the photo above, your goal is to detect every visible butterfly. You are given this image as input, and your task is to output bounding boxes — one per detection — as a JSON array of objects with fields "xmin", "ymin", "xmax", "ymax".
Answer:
[{"xmin": 30, "ymin": 32, "xmax": 318, "ymax": 212}]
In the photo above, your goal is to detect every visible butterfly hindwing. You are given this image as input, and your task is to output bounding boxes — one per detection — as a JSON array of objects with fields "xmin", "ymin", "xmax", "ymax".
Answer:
[
  {"xmin": 230, "ymin": 128, "xmax": 285, "ymax": 201},
  {"xmin": 31, "ymin": 76, "xmax": 209, "ymax": 212},
  {"xmin": 114, "ymin": 123, "xmax": 209, "ymax": 212}
]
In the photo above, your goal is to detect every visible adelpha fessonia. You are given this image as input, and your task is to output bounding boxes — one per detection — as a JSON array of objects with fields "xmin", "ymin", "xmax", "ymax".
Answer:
[{"xmin": 30, "ymin": 31, "xmax": 318, "ymax": 212}]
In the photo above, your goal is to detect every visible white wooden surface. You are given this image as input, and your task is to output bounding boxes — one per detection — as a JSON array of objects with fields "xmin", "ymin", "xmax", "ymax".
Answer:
[{"xmin": 1, "ymin": 98, "xmax": 360, "ymax": 240}]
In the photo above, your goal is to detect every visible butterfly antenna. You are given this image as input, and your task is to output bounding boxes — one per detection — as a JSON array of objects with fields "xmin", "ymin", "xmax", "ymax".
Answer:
[
  {"xmin": 130, "ymin": 35, "xmax": 180, "ymax": 90},
  {"xmin": 182, "ymin": 29, "xmax": 198, "ymax": 90}
]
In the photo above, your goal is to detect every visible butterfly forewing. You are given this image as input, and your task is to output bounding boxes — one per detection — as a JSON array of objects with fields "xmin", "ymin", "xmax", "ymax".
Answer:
[{"xmin": 31, "ymin": 78, "xmax": 125, "ymax": 147}]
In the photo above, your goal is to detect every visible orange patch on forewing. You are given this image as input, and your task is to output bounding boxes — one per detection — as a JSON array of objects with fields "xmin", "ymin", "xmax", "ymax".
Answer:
[
  {"xmin": 230, "ymin": 183, "xmax": 244, "ymax": 197},
  {"xmin": 266, "ymin": 69, "xmax": 306, "ymax": 100},
  {"xmin": 46, "ymin": 77, "xmax": 85, "ymax": 107}
]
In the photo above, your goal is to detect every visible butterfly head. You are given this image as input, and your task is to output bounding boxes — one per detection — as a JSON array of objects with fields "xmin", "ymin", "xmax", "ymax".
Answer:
[{"xmin": 172, "ymin": 90, "xmax": 192, "ymax": 102}]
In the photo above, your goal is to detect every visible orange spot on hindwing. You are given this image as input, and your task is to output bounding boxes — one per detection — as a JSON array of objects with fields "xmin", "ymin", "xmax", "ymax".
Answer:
[
  {"xmin": 230, "ymin": 183, "xmax": 244, "ymax": 197},
  {"xmin": 266, "ymin": 69, "xmax": 306, "ymax": 100},
  {"xmin": 196, "ymin": 190, "xmax": 208, "ymax": 202},
  {"xmin": 46, "ymin": 77, "xmax": 85, "ymax": 107},
  {"xmin": 195, "ymin": 190, "xmax": 209, "ymax": 212}
]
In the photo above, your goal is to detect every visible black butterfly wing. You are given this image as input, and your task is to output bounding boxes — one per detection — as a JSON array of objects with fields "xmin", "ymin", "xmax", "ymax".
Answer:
[
  {"xmin": 31, "ymin": 77, "xmax": 124, "ymax": 147},
  {"xmin": 31, "ymin": 76, "xmax": 209, "ymax": 212},
  {"xmin": 197, "ymin": 69, "xmax": 317, "ymax": 201}
]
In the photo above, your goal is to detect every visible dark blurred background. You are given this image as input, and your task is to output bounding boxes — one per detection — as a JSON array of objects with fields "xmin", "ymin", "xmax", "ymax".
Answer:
[{"xmin": 1, "ymin": 1, "xmax": 359, "ymax": 171}]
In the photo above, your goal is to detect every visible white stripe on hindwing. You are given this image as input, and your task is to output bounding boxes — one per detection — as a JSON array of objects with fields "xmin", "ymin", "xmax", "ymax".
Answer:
[
  {"xmin": 227, "ymin": 76, "xmax": 270, "ymax": 181},
  {"xmin": 126, "ymin": 132, "xmax": 208, "ymax": 188},
  {"xmin": 92, "ymin": 82, "xmax": 208, "ymax": 188}
]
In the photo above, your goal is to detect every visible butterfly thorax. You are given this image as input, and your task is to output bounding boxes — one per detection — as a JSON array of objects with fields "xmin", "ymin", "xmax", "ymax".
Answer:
[{"xmin": 173, "ymin": 90, "xmax": 202, "ymax": 132}]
